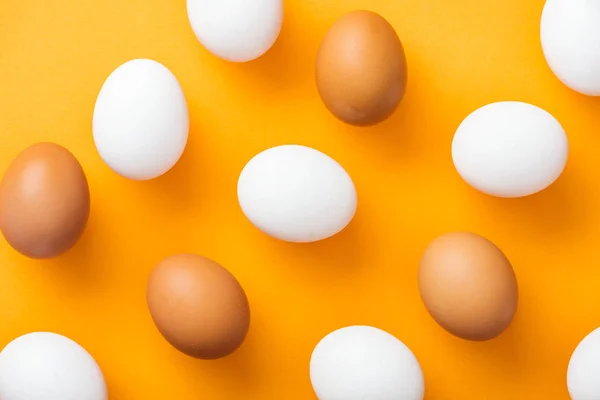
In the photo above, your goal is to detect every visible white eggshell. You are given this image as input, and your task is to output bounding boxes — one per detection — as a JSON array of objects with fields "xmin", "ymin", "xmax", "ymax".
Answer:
[
  {"xmin": 187, "ymin": 0, "xmax": 283, "ymax": 62},
  {"xmin": 541, "ymin": 0, "xmax": 600, "ymax": 96},
  {"xmin": 452, "ymin": 101, "xmax": 568, "ymax": 198},
  {"xmin": 567, "ymin": 326, "xmax": 600, "ymax": 399},
  {"xmin": 93, "ymin": 59, "xmax": 189, "ymax": 180},
  {"xmin": 237, "ymin": 145, "xmax": 357, "ymax": 243},
  {"xmin": 310, "ymin": 326, "xmax": 424, "ymax": 400},
  {"xmin": 0, "ymin": 332, "xmax": 107, "ymax": 400}
]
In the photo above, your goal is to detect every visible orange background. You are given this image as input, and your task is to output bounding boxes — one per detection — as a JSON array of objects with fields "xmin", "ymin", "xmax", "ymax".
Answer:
[{"xmin": 0, "ymin": 0, "xmax": 597, "ymax": 399}]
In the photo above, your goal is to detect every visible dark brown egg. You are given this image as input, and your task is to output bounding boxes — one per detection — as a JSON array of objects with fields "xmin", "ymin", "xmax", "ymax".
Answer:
[
  {"xmin": 0, "ymin": 143, "xmax": 90, "ymax": 259},
  {"xmin": 418, "ymin": 232, "xmax": 519, "ymax": 341},
  {"xmin": 316, "ymin": 10, "xmax": 407, "ymax": 126},
  {"xmin": 146, "ymin": 254, "xmax": 250, "ymax": 360}
]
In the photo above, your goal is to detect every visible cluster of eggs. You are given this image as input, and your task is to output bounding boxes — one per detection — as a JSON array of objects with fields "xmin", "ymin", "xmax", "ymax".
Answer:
[{"xmin": 0, "ymin": 0, "xmax": 600, "ymax": 399}]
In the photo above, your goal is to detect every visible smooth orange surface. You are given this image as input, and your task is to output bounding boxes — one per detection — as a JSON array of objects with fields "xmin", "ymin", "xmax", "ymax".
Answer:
[{"xmin": 0, "ymin": 0, "xmax": 597, "ymax": 399}]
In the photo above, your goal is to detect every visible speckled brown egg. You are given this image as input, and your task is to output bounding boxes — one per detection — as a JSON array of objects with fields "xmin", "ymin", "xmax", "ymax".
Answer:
[
  {"xmin": 418, "ymin": 232, "xmax": 518, "ymax": 341},
  {"xmin": 315, "ymin": 10, "xmax": 407, "ymax": 127},
  {"xmin": 146, "ymin": 254, "xmax": 250, "ymax": 359},
  {"xmin": 0, "ymin": 143, "xmax": 90, "ymax": 259}
]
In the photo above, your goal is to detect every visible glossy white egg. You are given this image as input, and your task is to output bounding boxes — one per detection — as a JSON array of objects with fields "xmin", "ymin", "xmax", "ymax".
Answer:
[
  {"xmin": 310, "ymin": 326, "xmax": 424, "ymax": 400},
  {"xmin": 541, "ymin": 0, "xmax": 600, "ymax": 96},
  {"xmin": 0, "ymin": 332, "xmax": 107, "ymax": 400},
  {"xmin": 452, "ymin": 101, "xmax": 568, "ymax": 198},
  {"xmin": 568, "ymin": 326, "xmax": 600, "ymax": 399},
  {"xmin": 237, "ymin": 145, "xmax": 357, "ymax": 243},
  {"xmin": 187, "ymin": 0, "xmax": 283, "ymax": 62},
  {"xmin": 93, "ymin": 59, "xmax": 189, "ymax": 180}
]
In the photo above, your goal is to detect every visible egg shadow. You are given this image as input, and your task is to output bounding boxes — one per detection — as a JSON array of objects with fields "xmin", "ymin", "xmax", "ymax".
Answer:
[
  {"xmin": 37, "ymin": 201, "xmax": 113, "ymax": 296},
  {"xmin": 337, "ymin": 66, "xmax": 432, "ymax": 167},
  {"xmin": 435, "ymin": 308, "xmax": 529, "ymax": 389},
  {"xmin": 476, "ymin": 164, "xmax": 589, "ymax": 240},
  {"xmin": 563, "ymin": 86, "xmax": 600, "ymax": 127},
  {"xmin": 131, "ymin": 119, "xmax": 205, "ymax": 216},
  {"xmin": 242, "ymin": 19, "xmax": 300, "ymax": 84},
  {"xmin": 209, "ymin": 5, "xmax": 315, "ymax": 98},
  {"xmin": 264, "ymin": 213, "xmax": 365, "ymax": 285},
  {"xmin": 174, "ymin": 309, "xmax": 267, "ymax": 395}
]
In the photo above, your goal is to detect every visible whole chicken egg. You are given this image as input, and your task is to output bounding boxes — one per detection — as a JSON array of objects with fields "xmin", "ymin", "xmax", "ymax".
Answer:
[
  {"xmin": 452, "ymin": 101, "xmax": 568, "ymax": 198},
  {"xmin": 147, "ymin": 254, "xmax": 250, "ymax": 359},
  {"xmin": 93, "ymin": 59, "xmax": 189, "ymax": 180},
  {"xmin": 237, "ymin": 145, "xmax": 357, "ymax": 243},
  {"xmin": 316, "ymin": 10, "xmax": 407, "ymax": 126},
  {"xmin": 0, "ymin": 143, "xmax": 90, "ymax": 259},
  {"xmin": 310, "ymin": 326, "xmax": 425, "ymax": 400},
  {"xmin": 418, "ymin": 232, "xmax": 518, "ymax": 341},
  {"xmin": 567, "ymin": 326, "xmax": 600, "ymax": 399},
  {"xmin": 0, "ymin": 332, "xmax": 107, "ymax": 400},
  {"xmin": 541, "ymin": 0, "xmax": 600, "ymax": 95},
  {"xmin": 187, "ymin": 0, "xmax": 283, "ymax": 62}
]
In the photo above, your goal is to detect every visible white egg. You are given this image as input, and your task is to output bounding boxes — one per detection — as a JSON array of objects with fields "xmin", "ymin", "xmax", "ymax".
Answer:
[
  {"xmin": 452, "ymin": 101, "xmax": 568, "ymax": 198},
  {"xmin": 93, "ymin": 59, "xmax": 189, "ymax": 180},
  {"xmin": 310, "ymin": 326, "xmax": 424, "ymax": 400},
  {"xmin": 567, "ymin": 326, "xmax": 600, "ymax": 399},
  {"xmin": 0, "ymin": 332, "xmax": 107, "ymax": 400},
  {"xmin": 237, "ymin": 144, "xmax": 357, "ymax": 243},
  {"xmin": 541, "ymin": 0, "xmax": 600, "ymax": 96},
  {"xmin": 187, "ymin": 0, "xmax": 283, "ymax": 62}
]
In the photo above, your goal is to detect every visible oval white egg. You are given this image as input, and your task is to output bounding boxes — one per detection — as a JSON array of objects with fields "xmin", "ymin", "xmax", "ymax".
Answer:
[
  {"xmin": 187, "ymin": 0, "xmax": 283, "ymax": 62},
  {"xmin": 237, "ymin": 145, "xmax": 357, "ymax": 243},
  {"xmin": 541, "ymin": 0, "xmax": 600, "ymax": 96},
  {"xmin": 93, "ymin": 59, "xmax": 189, "ymax": 180},
  {"xmin": 310, "ymin": 326, "xmax": 424, "ymax": 400},
  {"xmin": 452, "ymin": 101, "xmax": 568, "ymax": 198},
  {"xmin": 567, "ymin": 326, "xmax": 600, "ymax": 399},
  {"xmin": 0, "ymin": 332, "xmax": 107, "ymax": 400}
]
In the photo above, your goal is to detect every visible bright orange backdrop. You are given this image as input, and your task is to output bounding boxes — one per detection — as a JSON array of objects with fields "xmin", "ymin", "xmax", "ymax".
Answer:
[{"xmin": 0, "ymin": 0, "xmax": 597, "ymax": 399}]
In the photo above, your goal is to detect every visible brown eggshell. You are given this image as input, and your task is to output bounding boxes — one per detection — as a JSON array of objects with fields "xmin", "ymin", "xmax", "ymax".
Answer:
[
  {"xmin": 315, "ymin": 10, "xmax": 407, "ymax": 126},
  {"xmin": 146, "ymin": 254, "xmax": 250, "ymax": 360},
  {"xmin": 418, "ymin": 232, "xmax": 518, "ymax": 341},
  {"xmin": 0, "ymin": 143, "xmax": 90, "ymax": 259}
]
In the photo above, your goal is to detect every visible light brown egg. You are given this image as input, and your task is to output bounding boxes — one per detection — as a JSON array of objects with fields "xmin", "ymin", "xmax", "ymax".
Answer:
[
  {"xmin": 418, "ymin": 232, "xmax": 518, "ymax": 341},
  {"xmin": 0, "ymin": 143, "xmax": 90, "ymax": 259},
  {"xmin": 315, "ymin": 10, "xmax": 407, "ymax": 127},
  {"xmin": 146, "ymin": 254, "xmax": 250, "ymax": 359}
]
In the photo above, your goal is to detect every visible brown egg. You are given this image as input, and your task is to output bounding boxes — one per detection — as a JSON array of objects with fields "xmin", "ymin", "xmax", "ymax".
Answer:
[
  {"xmin": 0, "ymin": 143, "xmax": 90, "ymax": 259},
  {"xmin": 146, "ymin": 254, "xmax": 250, "ymax": 359},
  {"xmin": 315, "ymin": 10, "xmax": 407, "ymax": 127},
  {"xmin": 418, "ymin": 232, "xmax": 518, "ymax": 341}
]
